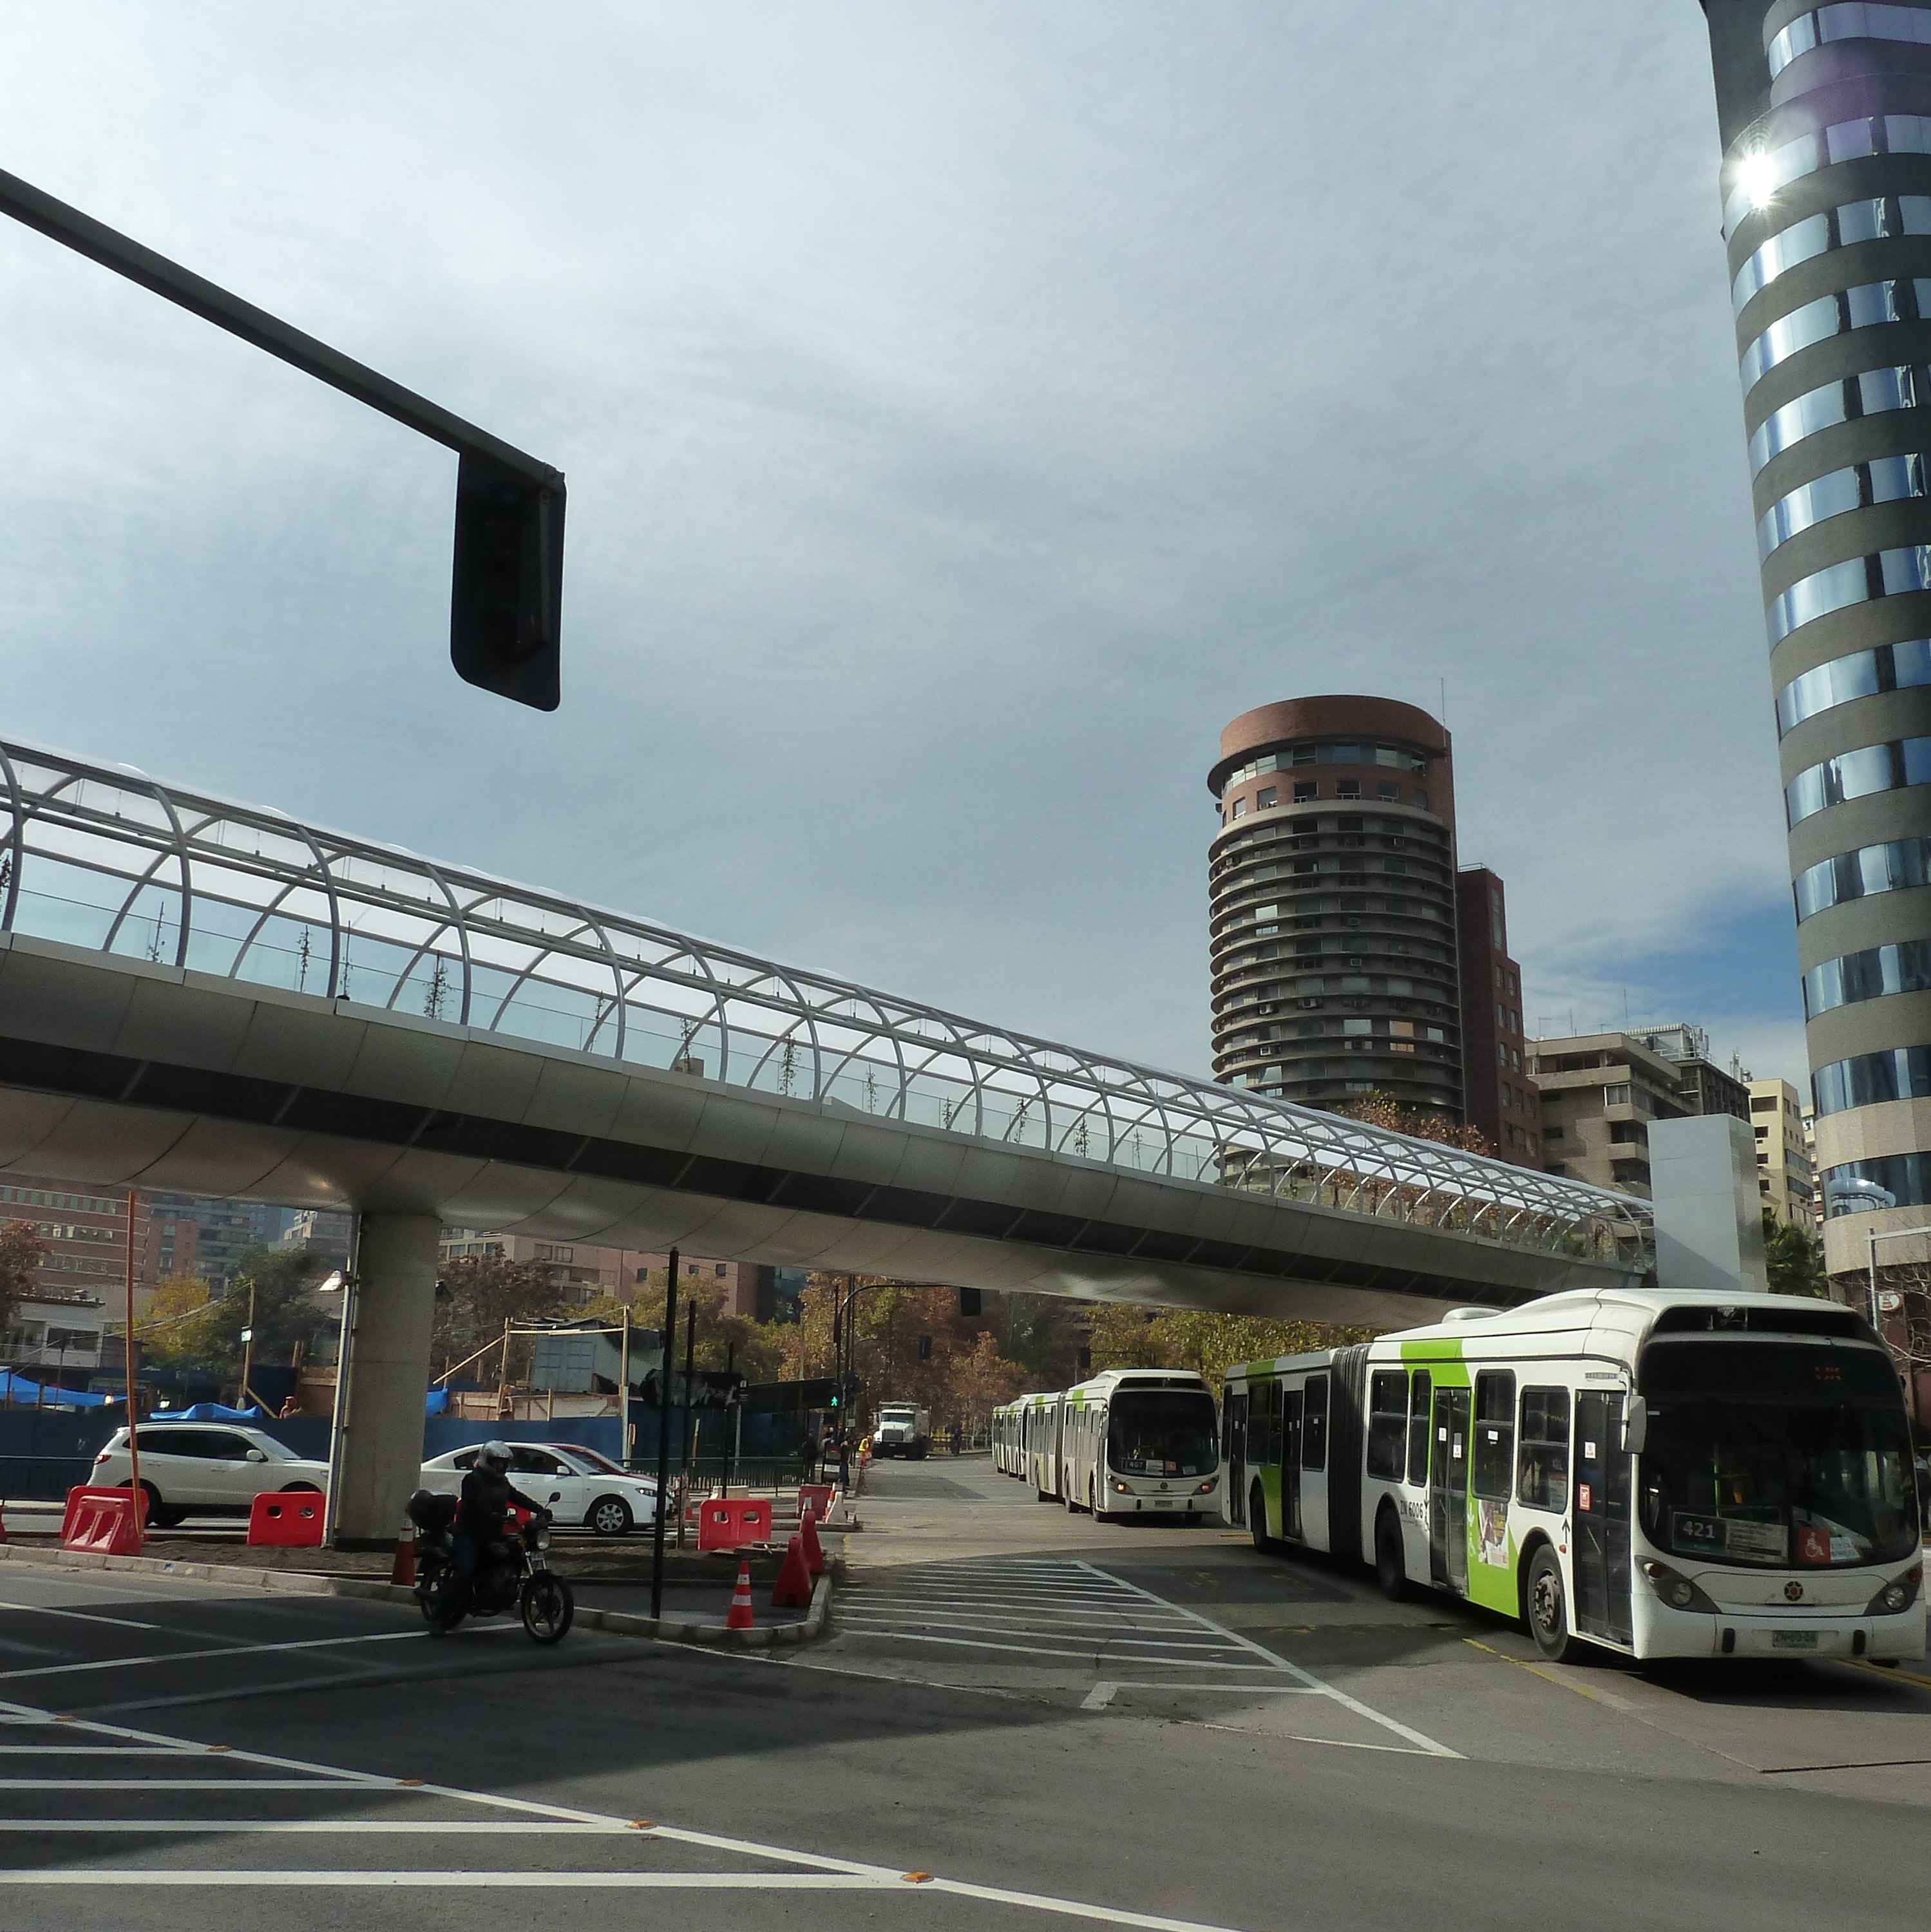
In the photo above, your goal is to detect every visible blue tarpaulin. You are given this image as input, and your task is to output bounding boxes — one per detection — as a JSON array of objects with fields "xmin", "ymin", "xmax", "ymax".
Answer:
[
  {"xmin": 152, "ymin": 1401, "xmax": 261, "ymax": 1422},
  {"xmin": 0, "ymin": 1370, "xmax": 113, "ymax": 1408},
  {"xmin": 424, "ymin": 1388, "xmax": 448, "ymax": 1417}
]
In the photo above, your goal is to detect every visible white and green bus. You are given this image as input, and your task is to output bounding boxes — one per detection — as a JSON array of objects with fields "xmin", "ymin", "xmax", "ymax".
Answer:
[
  {"xmin": 1222, "ymin": 1286, "xmax": 1924, "ymax": 1663},
  {"xmin": 993, "ymin": 1372, "xmax": 1222, "ymax": 1521}
]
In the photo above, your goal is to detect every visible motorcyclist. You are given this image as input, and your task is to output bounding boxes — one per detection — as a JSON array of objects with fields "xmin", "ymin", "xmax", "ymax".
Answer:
[{"xmin": 452, "ymin": 1441, "xmax": 549, "ymax": 1598}]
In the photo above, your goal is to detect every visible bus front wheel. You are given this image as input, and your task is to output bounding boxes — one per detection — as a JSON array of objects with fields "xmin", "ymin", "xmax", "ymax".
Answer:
[
  {"xmin": 1374, "ymin": 1508, "xmax": 1409, "ymax": 1602},
  {"xmin": 1526, "ymin": 1546, "xmax": 1579, "ymax": 1663}
]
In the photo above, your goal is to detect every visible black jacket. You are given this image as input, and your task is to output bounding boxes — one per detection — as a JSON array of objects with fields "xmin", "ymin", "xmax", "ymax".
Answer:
[{"xmin": 455, "ymin": 1464, "xmax": 544, "ymax": 1540}]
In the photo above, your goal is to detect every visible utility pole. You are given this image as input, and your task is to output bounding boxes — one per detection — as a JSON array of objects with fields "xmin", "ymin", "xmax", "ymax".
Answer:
[
  {"xmin": 618, "ymin": 1303, "xmax": 632, "ymax": 1469},
  {"xmin": 649, "ymin": 1249, "xmax": 679, "ymax": 1622},
  {"xmin": 238, "ymin": 1277, "xmax": 258, "ymax": 1412}
]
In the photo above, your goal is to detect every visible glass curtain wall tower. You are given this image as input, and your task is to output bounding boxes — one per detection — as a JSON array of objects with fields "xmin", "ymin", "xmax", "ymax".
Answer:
[
  {"xmin": 1702, "ymin": 2, "xmax": 1931, "ymax": 1273},
  {"xmin": 1208, "ymin": 697, "xmax": 1463, "ymax": 1119}
]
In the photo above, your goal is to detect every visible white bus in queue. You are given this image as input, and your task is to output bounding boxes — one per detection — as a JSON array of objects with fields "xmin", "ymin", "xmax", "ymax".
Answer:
[
  {"xmin": 994, "ymin": 1371, "xmax": 1221, "ymax": 1522},
  {"xmin": 1222, "ymin": 1285, "xmax": 1925, "ymax": 1663}
]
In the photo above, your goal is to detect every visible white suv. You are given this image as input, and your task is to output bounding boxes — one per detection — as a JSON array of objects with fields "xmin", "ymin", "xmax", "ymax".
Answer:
[{"xmin": 92, "ymin": 1424, "xmax": 330, "ymax": 1528}]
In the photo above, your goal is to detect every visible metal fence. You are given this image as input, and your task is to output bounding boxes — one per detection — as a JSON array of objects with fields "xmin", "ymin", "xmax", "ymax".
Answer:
[{"xmin": 0, "ymin": 737, "xmax": 1652, "ymax": 1267}]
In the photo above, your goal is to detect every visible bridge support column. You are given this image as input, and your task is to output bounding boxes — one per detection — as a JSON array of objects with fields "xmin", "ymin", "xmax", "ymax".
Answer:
[{"xmin": 326, "ymin": 1212, "xmax": 439, "ymax": 1549}]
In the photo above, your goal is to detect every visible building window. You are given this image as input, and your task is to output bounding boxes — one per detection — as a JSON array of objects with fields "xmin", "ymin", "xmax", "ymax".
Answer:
[
  {"xmin": 1378, "ymin": 781, "xmax": 1399, "ymax": 801},
  {"xmin": 1336, "ymin": 781, "xmax": 1362, "ymax": 799},
  {"xmin": 1230, "ymin": 798, "xmax": 1247, "ymax": 820},
  {"xmin": 1293, "ymin": 782, "xmax": 1317, "ymax": 802},
  {"xmin": 1498, "ymin": 1043, "xmax": 1509, "ymax": 1066},
  {"xmin": 1412, "ymin": 790, "xmax": 1428, "ymax": 809},
  {"xmin": 1604, "ymin": 1083, "xmax": 1631, "ymax": 1106}
]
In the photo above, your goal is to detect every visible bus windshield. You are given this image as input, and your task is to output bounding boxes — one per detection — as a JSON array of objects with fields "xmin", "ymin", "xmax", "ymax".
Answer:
[
  {"xmin": 1107, "ymin": 1391, "xmax": 1218, "ymax": 1478},
  {"xmin": 1637, "ymin": 1340, "xmax": 1918, "ymax": 1567}
]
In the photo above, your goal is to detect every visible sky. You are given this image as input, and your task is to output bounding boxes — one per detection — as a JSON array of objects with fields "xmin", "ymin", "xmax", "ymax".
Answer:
[{"xmin": 0, "ymin": 4, "xmax": 1802, "ymax": 1095}]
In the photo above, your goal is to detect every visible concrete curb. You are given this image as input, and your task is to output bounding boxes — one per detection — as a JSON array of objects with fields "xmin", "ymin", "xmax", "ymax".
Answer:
[{"xmin": 0, "ymin": 1541, "xmax": 833, "ymax": 1650}]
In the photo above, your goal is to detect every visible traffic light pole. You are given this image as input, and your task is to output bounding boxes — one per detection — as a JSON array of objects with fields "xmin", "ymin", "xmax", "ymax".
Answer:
[{"xmin": 0, "ymin": 166, "xmax": 566, "ymax": 710}]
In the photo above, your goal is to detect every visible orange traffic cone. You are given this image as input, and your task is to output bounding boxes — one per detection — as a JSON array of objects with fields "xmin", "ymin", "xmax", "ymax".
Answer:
[
  {"xmin": 390, "ymin": 1531, "xmax": 415, "ymax": 1587},
  {"xmin": 798, "ymin": 1503, "xmax": 824, "ymax": 1577},
  {"xmin": 726, "ymin": 1558, "xmax": 756, "ymax": 1630},
  {"xmin": 772, "ymin": 1533, "xmax": 813, "ymax": 1609}
]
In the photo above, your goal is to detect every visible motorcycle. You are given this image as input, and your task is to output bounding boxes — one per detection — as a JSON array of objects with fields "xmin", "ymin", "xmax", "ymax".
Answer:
[{"xmin": 405, "ymin": 1488, "xmax": 575, "ymax": 1644}]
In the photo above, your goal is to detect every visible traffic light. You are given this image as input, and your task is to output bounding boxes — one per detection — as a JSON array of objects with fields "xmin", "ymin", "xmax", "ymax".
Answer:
[
  {"xmin": 958, "ymin": 1288, "xmax": 982, "ymax": 1318},
  {"xmin": 918, "ymin": 1335, "xmax": 932, "ymax": 1361},
  {"xmin": 1076, "ymin": 1347, "xmax": 1092, "ymax": 1379},
  {"xmin": 450, "ymin": 454, "xmax": 565, "ymax": 711},
  {"xmin": 828, "ymin": 1387, "xmax": 841, "ymax": 1410}
]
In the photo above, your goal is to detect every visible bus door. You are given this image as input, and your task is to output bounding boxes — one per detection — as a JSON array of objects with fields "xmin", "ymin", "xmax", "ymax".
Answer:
[
  {"xmin": 1281, "ymin": 1386, "xmax": 1304, "ymax": 1541},
  {"xmin": 1573, "ymin": 1392, "xmax": 1633, "ymax": 1645},
  {"xmin": 1226, "ymin": 1390, "xmax": 1248, "ymax": 1526},
  {"xmin": 1429, "ymin": 1387, "xmax": 1470, "ymax": 1592}
]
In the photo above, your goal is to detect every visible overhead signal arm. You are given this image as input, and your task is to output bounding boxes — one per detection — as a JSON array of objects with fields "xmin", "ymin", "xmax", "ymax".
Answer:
[{"xmin": 0, "ymin": 165, "xmax": 564, "ymax": 710}]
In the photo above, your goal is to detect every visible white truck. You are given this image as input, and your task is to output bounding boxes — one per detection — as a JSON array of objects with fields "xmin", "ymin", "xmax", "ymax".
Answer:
[{"xmin": 872, "ymin": 1403, "xmax": 931, "ymax": 1460}]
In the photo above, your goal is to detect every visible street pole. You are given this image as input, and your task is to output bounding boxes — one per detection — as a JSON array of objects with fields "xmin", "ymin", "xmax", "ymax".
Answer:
[
  {"xmin": 239, "ymin": 1278, "xmax": 257, "ymax": 1411},
  {"xmin": 723, "ymin": 1341, "xmax": 736, "ymax": 1493},
  {"xmin": 123, "ymin": 1190, "xmax": 141, "ymax": 1536},
  {"xmin": 677, "ymin": 1300, "xmax": 696, "ymax": 1549},
  {"xmin": 619, "ymin": 1304, "xmax": 632, "ymax": 1470},
  {"xmin": 649, "ymin": 1249, "xmax": 679, "ymax": 1622}
]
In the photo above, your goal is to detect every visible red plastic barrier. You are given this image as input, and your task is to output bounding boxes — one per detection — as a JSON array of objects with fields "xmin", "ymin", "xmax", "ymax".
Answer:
[
  {"xmin": 60, "ymin": 1486, "xmax": 146, "ymax": 1556},
  {"xmin": 797, "ymin": 1483, "xmax": 835, "ymax": 1522},
  {"xmin": 697, "ymin": 1497, "xmax": 774, "ymax": 1552},
  {"xmin": 246, "ymin": 1491, "xmax": 325, "ymax": 1548}
]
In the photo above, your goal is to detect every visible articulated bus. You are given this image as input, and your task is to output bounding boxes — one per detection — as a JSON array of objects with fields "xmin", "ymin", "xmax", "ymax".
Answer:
[
  {"xmin": 1222, "ymin": 1285, "xmax": 1925, "ymax": 1663},
  {"xmin": 991, "ymin": 1371, "xmax": 1222, "ymax": 1522}
]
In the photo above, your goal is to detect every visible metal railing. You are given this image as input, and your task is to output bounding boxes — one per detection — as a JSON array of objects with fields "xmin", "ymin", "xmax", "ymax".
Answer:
[{"xmin": 0, "ymin": 737, "xmax": 1651, "ymax": 1267}]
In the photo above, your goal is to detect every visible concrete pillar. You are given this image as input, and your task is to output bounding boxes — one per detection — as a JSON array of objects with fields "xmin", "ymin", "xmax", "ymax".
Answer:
[
  {"xmin": 327, "ymin": 1212, "xmax": 439, "ymax": 1549},
  {"xmin": 1649, "ymin": 1114, "xmax": 1769, "ymax": 1296}
]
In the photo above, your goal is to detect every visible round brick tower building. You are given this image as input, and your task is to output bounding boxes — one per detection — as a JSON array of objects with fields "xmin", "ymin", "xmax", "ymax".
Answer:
[{"xmin": 1208, "ymin": 696, "xmax": 1463, "ymax": 1118}]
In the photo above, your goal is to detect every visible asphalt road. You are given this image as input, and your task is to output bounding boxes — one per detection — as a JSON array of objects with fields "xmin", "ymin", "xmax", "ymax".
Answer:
[{"xmin": 1, "ymin": 1455, "xmax": 1928, "ymax": 1931}]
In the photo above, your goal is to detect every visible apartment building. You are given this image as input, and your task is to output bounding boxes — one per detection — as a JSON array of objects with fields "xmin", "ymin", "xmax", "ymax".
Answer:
[
  {"xmin": 1749, "ymin": 1077, "xmax": 1818, "ymax": 1226},
  {"xmin": 1531, "ymin": 1023, "xmax": 1750, "ymax": 1196}
]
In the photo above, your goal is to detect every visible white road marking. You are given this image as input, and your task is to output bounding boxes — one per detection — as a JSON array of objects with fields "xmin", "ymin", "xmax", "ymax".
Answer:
[
  {"xmin": 1081, "ymin": 1682, "xmax": 1326, "ymax": 1710},
  {"xmin": 0, "ymin": 1599, "xmax": 176, "ymax": 1633},
  {"xmin": 832, "ymin": 1628, "xmax": 1292, "ymax": 1667},
  {"xmin": 0, "ymin": 1694, "xmax": 1256, "ymax": 1929},
  {"xmin": 0, "ymin": 1625, "xmax": 456, "ymax": 1685},
  {"xmin": 1077, "ymin": 1562, "xmax": 1461, "ymax": 1759},
  {"xmin": 0, "ymin": 1819, "xmax": 647, "ymax": 1833}
]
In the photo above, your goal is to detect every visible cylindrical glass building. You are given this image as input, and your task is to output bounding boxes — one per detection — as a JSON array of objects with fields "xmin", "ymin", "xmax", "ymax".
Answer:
[
  {"xmin": 1702, "ymin": 1, "xmax": 1931, "ymax": 1273},
  {"xmin": 1207, "ymin": 697, "xmax": 1463, "ymax": 1118}
]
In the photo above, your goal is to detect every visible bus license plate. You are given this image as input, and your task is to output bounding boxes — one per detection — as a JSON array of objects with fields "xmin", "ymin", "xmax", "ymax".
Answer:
[
  {"xmin": 1154, "ymin": 1499, "xmax": 1172, "ymax": 1508},
  {"xmin": 1771, "ymin": 1630, "xmax": 1819, "ymax": 1650}
]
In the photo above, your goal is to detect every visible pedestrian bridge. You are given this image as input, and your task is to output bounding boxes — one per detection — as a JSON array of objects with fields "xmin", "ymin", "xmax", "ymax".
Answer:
[{"xmin": 0, "ymin": 737, "xmax": 1648, "ymax": 1328}]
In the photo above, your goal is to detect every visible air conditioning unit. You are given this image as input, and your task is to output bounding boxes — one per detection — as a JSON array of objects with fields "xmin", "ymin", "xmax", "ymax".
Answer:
[
  {"xmin": 1300, "ymin": 998, "xmax": 1322, "ymax": 1010},
  {"xmin": 1257, "ymin": 1002, "xmax": 1278, "ymax": 1015},
  {"xmin": 1347, "ymin": 955, "xmax": 1365, "ymax": 967}
]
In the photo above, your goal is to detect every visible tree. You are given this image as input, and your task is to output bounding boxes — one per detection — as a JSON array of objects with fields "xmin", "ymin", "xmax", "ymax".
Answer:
[
  {"xmin": 432, "ymin": 1253, "xmax": 568, "ymax": 1376},
  {"xmin": 147, "ymin": 1247, "xmax": 334, "ymax": 1383},
  {"xmin": 1763, "ymin": 1211, "xmax": 1828, "ymax": 1298},
  {"xmin": 0, "ymin": 1220, "xmax": 48, "ymax": 1353},
  {"xmin": 1086, "ymin": 1303, "xmax": 1369, "ymax": 1394},
  {"xmin": 586, "ymin": 1274, "xmax": 786, "ymax": 1387},
  {"xmin": 1334, "ymin": 1089, "xmax": 1493, "ymax": 1155}
]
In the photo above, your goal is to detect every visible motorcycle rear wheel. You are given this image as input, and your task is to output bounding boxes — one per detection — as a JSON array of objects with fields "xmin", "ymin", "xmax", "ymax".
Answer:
[
  {"xmin": 520, "ymin": 1572, "xmax": 574, "ymax": 1645},
  {"xmin": 419, "ymin": 1573, "xmax": 467, "ymax": 1633}
]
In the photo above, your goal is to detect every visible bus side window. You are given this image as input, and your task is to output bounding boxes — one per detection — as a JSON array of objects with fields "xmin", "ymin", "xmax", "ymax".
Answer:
[
  {"xmin": 1366, "ymin": 1371, "xmax": 1407, "ymax": 1479},
  {"xmin": 1516, "ymin": 1387, "xmax": 1570, "ymax": 1511},
  {"xmin": 1473, "ymin": 1370, "xmax": 1515, "ymax": 1499},
  {"xmin": 1405, "ymin": 1370, "xmax": 1432, "ymax": 1486},
  {"xmin": 1303, "ymin": 1374, "xmax": 1329, "ymax": 1472}
]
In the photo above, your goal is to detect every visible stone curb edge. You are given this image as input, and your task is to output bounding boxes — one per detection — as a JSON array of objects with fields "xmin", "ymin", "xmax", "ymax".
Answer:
[{"xmin": 0, "ymin": 1541, "xmax": 833, "ymax": 1649}]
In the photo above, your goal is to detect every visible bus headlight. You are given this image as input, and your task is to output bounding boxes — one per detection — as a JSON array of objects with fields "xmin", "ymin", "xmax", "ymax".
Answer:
[
  {"xmin": 1866, "ymin": 1564, "xmax": 1923, "ymax": 1615},
  {"xmin": 1110, "ymin": 1480, "xmax": 1132, "ymax": 1494},
  {"xmin": 1641, "ymin": 1559, "xmax": 1718, "ymax": 1614},
  {"xmin": 1195, "ymin": 1479, "xmax": 1217, "ymax": 1493}
]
